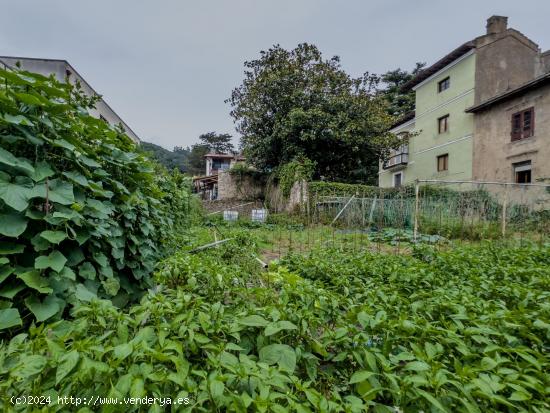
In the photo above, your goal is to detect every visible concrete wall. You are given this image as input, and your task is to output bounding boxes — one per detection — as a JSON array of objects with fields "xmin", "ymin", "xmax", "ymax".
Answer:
[
  {"xmin": 0, "ymin": 57, "xmax": 140, "ymax": 142},
  {"xmin": 474, "ymin": 31, "xmax": 539, "ymax": 105},
  {"xmin": 472, "ymin": 82, "xmax": 550, "ymax": 184},
  {"xmin": 217, "ymin": 171, "xmax": 264, "ymax": 200}
]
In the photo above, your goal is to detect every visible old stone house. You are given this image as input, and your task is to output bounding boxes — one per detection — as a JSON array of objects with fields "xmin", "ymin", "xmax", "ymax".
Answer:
[{"xmin": 467, "ymin": 72, "xmax": 550, "ymax": 185}]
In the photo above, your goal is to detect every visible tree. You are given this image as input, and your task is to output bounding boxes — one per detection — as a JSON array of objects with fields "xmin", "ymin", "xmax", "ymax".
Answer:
[
  {"xmin": 227, "ymin": 43, "xmax": 396, "ymax": 183},
  {"xmin": 140, "ymin": 141, "xmax": 189, "ymax": 172},
  {"xmin": 185, "ymin": 143, "xmax": 209, "ymax": 176},
  {"xmin": 198, "ymin": 132, "xmax": 235, "ymax": 154},
  {"xmin": 379, "ymin": 62, "xmax": 426, "ymax": 117}
]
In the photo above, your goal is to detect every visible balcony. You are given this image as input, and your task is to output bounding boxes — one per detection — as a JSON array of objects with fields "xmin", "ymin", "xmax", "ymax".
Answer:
[{"xmin": 383, "ymin": 152, "xmax": 409, "ymax": 170}]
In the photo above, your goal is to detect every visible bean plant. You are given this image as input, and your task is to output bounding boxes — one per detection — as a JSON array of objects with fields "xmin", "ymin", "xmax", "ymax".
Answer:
[{"xmin": 0, "ymin": 237, "xmax": 548, "ymax": 412}]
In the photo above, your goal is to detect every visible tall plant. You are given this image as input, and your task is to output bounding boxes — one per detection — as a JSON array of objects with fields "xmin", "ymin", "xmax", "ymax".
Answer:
[{"xmin": 0, "ymin": 67, "xmax": 188, "ymax": 332}]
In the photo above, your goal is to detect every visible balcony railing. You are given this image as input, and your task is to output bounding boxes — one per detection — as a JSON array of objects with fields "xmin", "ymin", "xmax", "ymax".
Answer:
[{"xmin": 383, "ymin": 152, "xmax": 408, "ymax": 169}]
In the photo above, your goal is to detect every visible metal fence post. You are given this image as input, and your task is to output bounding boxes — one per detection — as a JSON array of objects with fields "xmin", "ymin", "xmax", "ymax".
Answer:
[
  {"xmin": 413, "ymin": 179, "xmax": 420, "ymax": 242},
  {"xmin": 502, "ymin": 185, "xmax": 509, "ymax": 238}
]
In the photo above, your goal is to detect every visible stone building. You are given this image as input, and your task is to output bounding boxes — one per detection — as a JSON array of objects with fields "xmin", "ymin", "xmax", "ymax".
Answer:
[
  {"xmin": 379, "ymin": 16, "xmax": 550, "ymax": 188},
  {"xmin": 467, "ymin": 72, "xmax": 550, "ymax": 184}
]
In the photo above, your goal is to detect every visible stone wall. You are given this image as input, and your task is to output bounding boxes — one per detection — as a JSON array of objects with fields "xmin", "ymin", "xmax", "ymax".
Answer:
[{"xmin": 217, "ymin": 171, "xmax": 265, "ymax": 200}]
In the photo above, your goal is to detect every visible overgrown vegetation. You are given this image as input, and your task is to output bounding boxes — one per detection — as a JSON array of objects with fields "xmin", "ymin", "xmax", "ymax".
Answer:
[
  {"xmin": 1, "ymin": 232, "xmax": 548, "ymax": 411},
  {"xmin": 276, "ymin": 158, "xmax": 315, "ymax": 198},
  {"xmin": 0, "ymin": 67, "xmax": 191, "ymax": 331}
]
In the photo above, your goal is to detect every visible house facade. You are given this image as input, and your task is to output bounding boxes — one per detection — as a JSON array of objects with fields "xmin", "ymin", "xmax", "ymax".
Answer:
[
  {"xmin": 204, "ymin": 153, "xmax": 245, "ymax": 176},
  {"xmin": 0, "ymin": 56, "xmax": 140, "ymax": 142},
  {"xmin": 379, "ymin": 16, "xmax": 550, "ymax": 188},
  {"xmin": 467, "ymin": 73, "xmax": 550, "ymax": 185}
]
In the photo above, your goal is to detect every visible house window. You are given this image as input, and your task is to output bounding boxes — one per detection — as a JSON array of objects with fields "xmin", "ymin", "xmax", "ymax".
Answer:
[
  {"xmin": 511, "ymin": 107, "xmax": 534, "ymax": 141},
  {"xmin": 514, "ymin": 161, "xmax": 532, "ymax": 183},
  {"xmin": 99, "ymin": 114, "xmax": 108, "ymax": 123},
  {"xmin": 438, "ymin": 115, "xmax": 449, "ymax": 134},
  {"xmin": 438, "ymin": 77, "xmax": 450, "ymax": 92},
  {"xmin": 393, "ymin": 172, "xmax": 403, "ymax": 188},
  {"xmin": 437, "ymin": 154, "xmax": 449, "ymax": 172}
]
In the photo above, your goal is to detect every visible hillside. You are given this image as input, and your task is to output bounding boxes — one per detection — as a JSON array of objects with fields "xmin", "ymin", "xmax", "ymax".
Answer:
[{"xmin": 140, "ymin": 141, "xmax": 189, "ymax": 172}]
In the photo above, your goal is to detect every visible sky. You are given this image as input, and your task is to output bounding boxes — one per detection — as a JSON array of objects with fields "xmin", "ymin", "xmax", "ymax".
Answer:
[{"xmin": 1, "ymin": 0, "xmax": 549, "ymax": 150}]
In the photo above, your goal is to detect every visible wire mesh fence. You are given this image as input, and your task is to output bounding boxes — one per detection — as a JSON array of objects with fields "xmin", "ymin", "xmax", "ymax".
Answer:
[{"xmin": 208, "ymin": 179, "xmax": 550, "ymax": 258}]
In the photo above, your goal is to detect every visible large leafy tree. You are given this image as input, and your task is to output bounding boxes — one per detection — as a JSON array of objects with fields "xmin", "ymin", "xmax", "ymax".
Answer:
[
  {"xmin": 227, "ymin": 43, "xmax": 396, "ymax": 183},
  {"xmin": 379, "ymin": 62, "xmax": 426, "ymax": 117},
  {"xmin": 197, "ymin": 132, "xmax": 235, "ymax": 154}
]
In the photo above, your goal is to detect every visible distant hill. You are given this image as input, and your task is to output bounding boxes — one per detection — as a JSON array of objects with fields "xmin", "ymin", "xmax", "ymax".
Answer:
[{"xmin": 140, "ymin": 141, "xmax": 189, "ymax": 173}]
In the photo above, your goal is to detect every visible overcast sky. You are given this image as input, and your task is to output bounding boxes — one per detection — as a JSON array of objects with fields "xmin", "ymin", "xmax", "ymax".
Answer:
[{"xmin": 2, "ymin": 0, "xmax": 549, "ymax": 150}]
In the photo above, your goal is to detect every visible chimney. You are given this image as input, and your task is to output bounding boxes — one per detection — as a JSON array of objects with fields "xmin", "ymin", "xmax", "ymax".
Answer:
[{"xmin": 486, "ymin": 15, "xmax": 508, "ymax": 35}]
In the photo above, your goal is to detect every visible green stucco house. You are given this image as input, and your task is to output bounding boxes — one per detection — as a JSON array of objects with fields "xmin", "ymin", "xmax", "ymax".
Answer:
[{"xmin": 379, "ymin": 16, "xmax": 549, "ymax": 188}]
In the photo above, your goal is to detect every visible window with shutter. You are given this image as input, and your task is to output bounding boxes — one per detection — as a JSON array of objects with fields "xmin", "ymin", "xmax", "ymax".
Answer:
[{"xmin": 511, "ymin": 107, "xmax": 535, "ymax": 141}]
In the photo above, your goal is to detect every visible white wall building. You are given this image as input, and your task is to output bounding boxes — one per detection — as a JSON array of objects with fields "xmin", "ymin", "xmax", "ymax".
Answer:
[{"xmin": 0, "ymin": 56, "xmax": 140, "ymax": 142}]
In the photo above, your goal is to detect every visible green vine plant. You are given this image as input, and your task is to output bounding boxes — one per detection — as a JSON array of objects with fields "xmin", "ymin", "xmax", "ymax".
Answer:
[
  {"xmin": 227, "ymin": 163, "xmax": 267, "ymax": 200},
  {"xmin": 276, "ymin": 157, "xmax": 316, "ymax": 199},
  {"xmin": 0, "ymin": 66, "xmax": 190, "ymax": 333}
]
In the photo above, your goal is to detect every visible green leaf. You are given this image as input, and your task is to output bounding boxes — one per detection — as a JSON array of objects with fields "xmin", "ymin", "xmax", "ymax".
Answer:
[
  {"xmin": 210, "ymin": 380, "xmax": 225, "ymax": 398},
  {"xmin": 30, "ymin": 179, "xmax": 74, "ymax": 205},
  {"xmin": 238, "ymin": 315, "xmax": 269, "ymax": 327},
  {"xmin": 101, "ymin": 277, "xmax": 120, "ymax": 296},
  {"xmin": 480, "ymin": 356, "xmax": 497, "ymax": 370},
  {"xmin": 31, "ymin": 233, "xmax": 50, "ymax": 251},
  {"xmin": 416, "ymin": 389, "xmax": 449, "ymax": 413},
  {"xmin": 0, "ymin": 283, "xmax": 25, "ymax": 299},
  {"xmin": 18, "ymin": 270, "xmax": 53, "ymax": 293},
  {"xmin": 259, "ymin": 344, "xmax": 296, "ymax": 372},
  {"xmin": 58, "ymin": 266, "xmax": 76, "ymax": 280},
  {"xmin": 349, "ymin": 370, "xmax": 377, "ymax": 384},
  {"xmin": 404, "ymin": 361, "xmax": 431, "ymax": 372},
  {"xmin": 79, "ymin": 155, "xmax": 101, "ymax": 168},
  {"xmin": 24, "ymin": 295, "xmax": 60, "ymax": 321},
  {"xmin": 30, "ymin": 161, "xmax": 55, "ymax": 182},
  {"xmin": 35, "ymin": 250, "xmax": 67, "ymax": 273},
  {"xmin": 113, "ymin": 343, "xmax": 133, "ymax": 360},
  {"xmin": 40, "ymin": 230, "xmax": 67, "ymax": 244},
  {"xmin": 0, "ymin": 242, "xmax": 24, "ymax": 254},
  {"xmin": 12, "ymin": 355, "xmax": 47, "ymax": 378},
  {"xmin": 79, "ymin": 262, "xmax": 97, "ymax": 280},
  {"xmin": 75, "ymin": 283, "xmax": 96, "ymax": 301},
  {"xmin": 509, "ymin": 391, "xmax": 531, "ymax": 401},
  {"xmin": 0, "ymin": 265, "xmax": 13, "ymax": 284},
  {"xmin": 264, "ymin": 320, "xmax": 298, "ymax": 336},
  {"xmin": 0, "ymin": 308, "xmax": 22, "ymax": 330},
  {"xmin": 0, "ymin": 147, "xmax": 35, "ymax": 175},
  {"xmin": 56, "ymin": 350, "xmax": 80, "ymax": 385},
  {"xmin": 62, "ymin": 171, "xmax": 89, "ymax": 187},
  {"xmin": 0, "ymin": 213, "xmax": 28, "ymax": 237},
  {"xmin": 0, "ymin": 174, "xmax": 33, "ymax": 211},
  {"xmin": 2, "ymin": 113, "xmax": 34, "ymax": 126}
]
